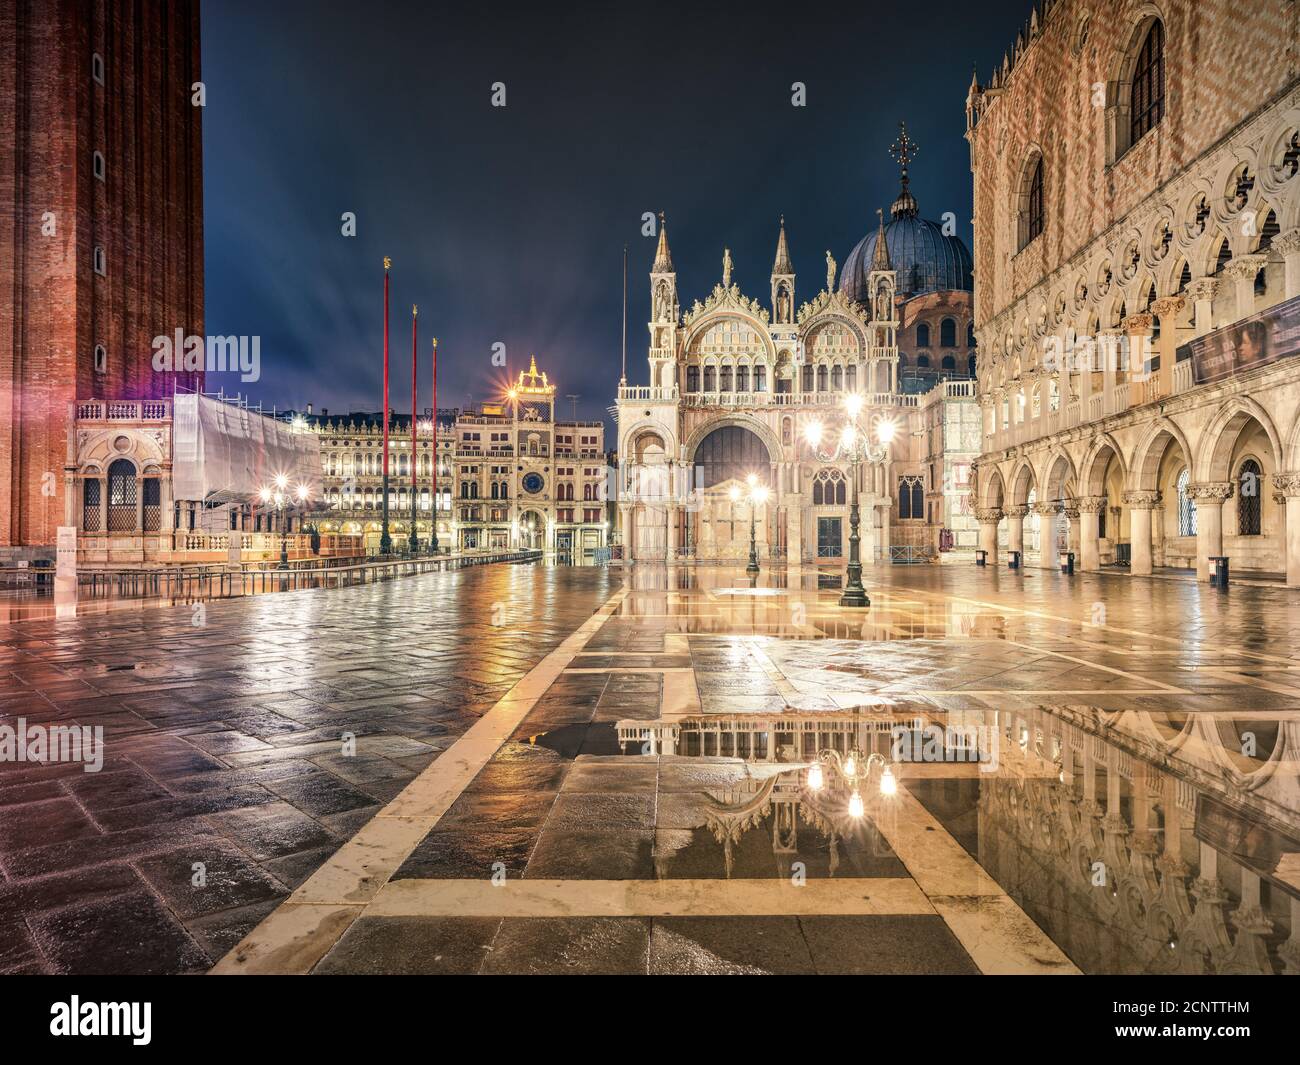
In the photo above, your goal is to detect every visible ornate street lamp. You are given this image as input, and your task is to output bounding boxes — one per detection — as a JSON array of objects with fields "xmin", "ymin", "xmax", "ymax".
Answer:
[
  {"xmin": 803, "ymin": 393, "xmax": 895, "ymax": 607},
  {"xmin": 728, "ymin": 474, "xmax": 769, "ymax": 576},
  {"xmin": 805, "ymin": 748, "xmax": 898, "ymax": 819},
  {"xmin": 259, "ymin": 477, "xmax": 310, "ymax": 570}
]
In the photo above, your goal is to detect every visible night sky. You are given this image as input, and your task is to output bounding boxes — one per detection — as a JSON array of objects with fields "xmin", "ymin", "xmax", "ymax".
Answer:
[{"xmin": 201, "ymin": 0, "xmax": 1033, "ymax": 425}]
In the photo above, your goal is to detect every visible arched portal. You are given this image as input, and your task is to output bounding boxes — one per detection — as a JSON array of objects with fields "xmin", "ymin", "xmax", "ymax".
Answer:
[{"xmin": 689, "ymin": 425, "xmax": 775, "ymax": 562}]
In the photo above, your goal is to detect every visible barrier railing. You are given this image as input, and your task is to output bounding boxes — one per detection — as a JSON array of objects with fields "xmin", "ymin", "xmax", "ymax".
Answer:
[{"xmin": 66, "ymin": 549, "xmax": 542, "ymax": 601}]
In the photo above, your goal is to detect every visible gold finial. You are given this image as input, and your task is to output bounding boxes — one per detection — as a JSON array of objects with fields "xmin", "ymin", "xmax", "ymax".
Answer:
[
  {"xmin": 431, "ymin": 336, "xmax": 438, "ymax": 348},
  {"xmin": 412, "ymin": 304, "xmax": 418, "ymax": 317},
  {"xmin": 383, "ymin": 256, "xmax": 392, "ymax": 270}
]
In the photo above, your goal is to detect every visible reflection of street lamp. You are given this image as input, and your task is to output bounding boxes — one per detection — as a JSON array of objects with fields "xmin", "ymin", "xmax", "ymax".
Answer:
[
  {"xmin": 803, "ymin": 394, "xmax": 895, "ymax": 607},
  {"xmin": 728, "ymin": 475, "xmax": 769, "ymax": 576},
  {"xmin": 260, "ymin": 478, "xmax": 310, "ymax": 569},
  {"xmin": 806, "ymin": 748, "xmax": 897, "ymax": 819}
]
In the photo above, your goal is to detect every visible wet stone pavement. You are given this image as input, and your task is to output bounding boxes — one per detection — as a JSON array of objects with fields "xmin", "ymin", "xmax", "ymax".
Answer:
[
  {"xmin": 0, "ymin": 561, "xmax": 615, "ymax": 974},
  {"xmin": 7, "ymin": 560, "xmax": 1300, "ymax": 975}
]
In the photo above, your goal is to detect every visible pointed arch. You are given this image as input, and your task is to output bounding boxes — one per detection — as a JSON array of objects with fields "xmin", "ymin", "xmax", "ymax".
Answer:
[
  {"xmin": 1009, "ymin": 458, "xmax": 1037, "ymax": 507},
  {"xmin": 1041, "ymin": 448, "xmax": 1077, "ymax": 504},
  {"xmin": 1129, "ymin": 416, "xmax": 1193, "ymax": 492},
  {"xmin": 1196, "ymin": 396, "xmax": 1283, "ymax": 483},
  {"xmin": 1080, "ymin": 433, "xmax": 1127, "ymax": 497}
]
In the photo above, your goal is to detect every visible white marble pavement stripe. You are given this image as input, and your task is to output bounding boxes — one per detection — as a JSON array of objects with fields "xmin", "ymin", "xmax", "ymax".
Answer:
[
  {"xmin": 210, "ymin": 585, "xmax": 630, "ymax": 975},
  {"xmin": 366, "ymin": 876, "xmax": 933, "ymax": 918}
]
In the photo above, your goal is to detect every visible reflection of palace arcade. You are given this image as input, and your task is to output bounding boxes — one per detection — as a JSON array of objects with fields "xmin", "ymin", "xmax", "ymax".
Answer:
[
  {"xmin": 982, "ymin": 703, "xmax": 1300, "ymax": 975},
  {"xmin": 972, "ymin": 392, "xmax": 1300, "ymax": 583}
]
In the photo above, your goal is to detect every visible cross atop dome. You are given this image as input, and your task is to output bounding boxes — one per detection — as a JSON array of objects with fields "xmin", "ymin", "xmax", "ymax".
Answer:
[{"xmin": 888, "ymin": 121, "xmax": 920, "ymax": 219}]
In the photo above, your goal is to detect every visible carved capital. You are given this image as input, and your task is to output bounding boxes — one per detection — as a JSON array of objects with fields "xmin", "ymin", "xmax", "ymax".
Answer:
[
  {"xmin": 1186, "ymin": 277, "xmax": 1218, "ymax": 302},
  {"xmin": 1003, "ymin": 504, "xmax": 1030, "ymax": 519},
  {"xmin": 1186, "ymin": 480, "xmax": 1234, "ymax": 502},
  {"xmin": 1222, "ymin": 253, "xmax": 1268, "ymax": 281},
  {"xmin": 1272, "ymin": 226, "xmax": 1300, "ymax": 256},
  {"xmin": 1121, "ymin": 312, "xmax": 1154, "ymax": 334},
  {"xmin": 1062, "ymin": 501, "xmax": 1080, "ymax": 520},
  {"xmin": 974, "ymin": 507, "xmax": 1004, "ymax": 524},
  {"xmin": 1121, "ymin": 490, "xmax": 1162, "ymax": 509},
  {"xmin": 1031, "ymin": 501, "xmax": 1061, "ymax": 517},
  {"xmin": 1149, "ymin": 295, "xmax": 1185, "ymax": 320},
  {"xmin": 1273, "ymin": 472, "xmax": 1300, "ymax": 497},
  {"xmin": 1074, "ymin": 494, "xmax": 1109, "ymax": 514}
]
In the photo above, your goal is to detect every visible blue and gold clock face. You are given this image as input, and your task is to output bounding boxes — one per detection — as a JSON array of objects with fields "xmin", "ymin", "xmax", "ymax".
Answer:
[{"xmin": 522, "ymin": 472, "xmax": 544, "ymax": 495}]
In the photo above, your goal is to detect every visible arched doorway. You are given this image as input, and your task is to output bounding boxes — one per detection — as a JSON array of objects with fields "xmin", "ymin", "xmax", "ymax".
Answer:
[
  {"xmin": 690, "ymin": 424, "xmax": 773, "ymax": 561},
  {"xmin": 518, "ymin": 510, "xmax": 545, "ymax": 550}
]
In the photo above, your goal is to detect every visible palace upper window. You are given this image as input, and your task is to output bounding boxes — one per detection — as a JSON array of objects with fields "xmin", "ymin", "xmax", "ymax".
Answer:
[
  {"xmin": 1026, "ymin": 158, "xmax": 1043, "ymax": 246},
  {"xmin": 1130, "ymin": 20, "xmax": 1165, "ymax": 145}
]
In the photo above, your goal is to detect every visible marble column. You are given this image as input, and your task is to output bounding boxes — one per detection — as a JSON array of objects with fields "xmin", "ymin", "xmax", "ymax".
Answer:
[
  {"xmin": 1122, "ymin": 491, "xmax": 1161, "ymax": 576},
  {"xmin": 1275, "ymin": 473, "xmax": 1300, "ymax": 587},
  {"xmin": 1004, "ymin": 504, "xmax": 1028, "ymax": 558},
  {"xmin": 1223, "ymin": 254, "xmax": 1268, "ymax": 320},
  {"xmin": 1121, "ymin": 312, "xmax": 1154, "ymax": 404},
  {"xmin": 1275, "ymin": 228, "xmax": 1300, "ymax": 300},
  {"xmin": 618, "ymin": 502, "xmax": 632, "ymax": 561},
  {"xmin": 1186, "ymin": 278, "xmax": 1218, "ymax": 338},
  {"xmin": 975, "ymin": 507, "xmax": 1002, "ymax": 565},
  {"xmin": 1150, "ymin": 503, "xmax": 1166, "ymax": 567},
  {"xmin": 1064, "ymin": 500, "xmax": 1081, "ymax": 558},
  {"xmin": 666, "ymin": 502, "xmax": 680, "ymax": 563},
  {"xmin": 1076, "ymin": 495, "xmax": 1107, "ymax": 572},
  {"xmin": 1150, "ymin": 295, "xmax": 1185, "ymax": 399},
  {"xmin": 1188, "ymin": 481, "xmax": 1234, "ymax": 581},
  {"xmin": 1032, "ymin": 501, "xmax": 1060, "ymax": 561}
]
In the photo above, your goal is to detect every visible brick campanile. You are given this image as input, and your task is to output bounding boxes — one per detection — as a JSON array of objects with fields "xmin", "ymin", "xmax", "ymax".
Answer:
[{"xmin": 0, "ymin": 0, "xmax": 204, "ymax": 551}]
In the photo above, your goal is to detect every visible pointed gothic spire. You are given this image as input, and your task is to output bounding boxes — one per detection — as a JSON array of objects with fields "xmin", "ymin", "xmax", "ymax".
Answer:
[
  {"xmin": 653, "ymin": 211, "xmax": 674, "ymax": 272},
  {"xmin": 871, "ymin": 208, "xmax": 892, "ymax": 272},
  {"xmin": 772, "ymin": 215, "xmax": 793, "ymax": 276}
]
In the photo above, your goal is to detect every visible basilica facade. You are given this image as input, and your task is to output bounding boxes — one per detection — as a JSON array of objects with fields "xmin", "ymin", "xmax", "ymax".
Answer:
[
  {"xmin": 616, "ymin": 166, "xmax": 981, "ymax": 565},
  {"xmin": 967, "ymin": 0, "xmax": 1300, "ymax": 584}
]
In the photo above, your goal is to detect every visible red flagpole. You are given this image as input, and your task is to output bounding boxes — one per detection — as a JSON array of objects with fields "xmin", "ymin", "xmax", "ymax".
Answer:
[
  {"xmin": 431, "ymin": 336, "xmax": 439, "ymax": 552},
  {"xmin": 380, "ymin": 257, "xmax": 392, "ymax": 554},
  {"xmin": 409, "ymin": 305, "xmax": 418, "ymax": 552}
]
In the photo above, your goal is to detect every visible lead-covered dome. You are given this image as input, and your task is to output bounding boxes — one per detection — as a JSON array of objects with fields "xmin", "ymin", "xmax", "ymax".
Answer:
[{"xmin": 840, "ymin": 186, "xmax": 973, "ymax": 302}]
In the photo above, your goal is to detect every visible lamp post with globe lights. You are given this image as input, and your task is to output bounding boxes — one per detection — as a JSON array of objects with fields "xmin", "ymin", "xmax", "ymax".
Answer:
[
  {"xmin": 259, "ymin": 475, "xmax": 311, "ymax": 569},
  {"xmin": 802, "ymin": 393, "xmax": 895, "ymax": 607},
  {"xmin": 728, "ymin": 474, "xmax": 769, "ymax": 576},
  {"xmin": 805, "ymin": 748, "xmax": 898, "ymax": 820}
]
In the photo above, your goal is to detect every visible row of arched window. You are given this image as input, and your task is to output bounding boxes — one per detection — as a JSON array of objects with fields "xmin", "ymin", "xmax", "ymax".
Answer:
[
  {"xmin": 686, "ymin": 364, "xmax": 769, "ymax": 393},
  {"xmin": 82, "ymin": 459, "xmax": 160, "ymax": 533},
  {"xmin": 914, "ymin": 319, "xmax": 971, "ymax": 348}
]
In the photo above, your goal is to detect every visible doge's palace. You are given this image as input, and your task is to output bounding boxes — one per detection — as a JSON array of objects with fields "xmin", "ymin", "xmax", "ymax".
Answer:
[{"xmin": 967, "ymin": 0, "xmax": 1300, "ymax": 584}]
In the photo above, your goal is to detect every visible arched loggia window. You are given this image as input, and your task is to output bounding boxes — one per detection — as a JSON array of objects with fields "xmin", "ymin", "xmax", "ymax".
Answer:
[
  {"xmin": 106, "ymin": 459, "xmax": 137, "ymax": 532},
  {"xmin": 1176, "ymin": 468, "xmax": 1197, "ymax": 536}
]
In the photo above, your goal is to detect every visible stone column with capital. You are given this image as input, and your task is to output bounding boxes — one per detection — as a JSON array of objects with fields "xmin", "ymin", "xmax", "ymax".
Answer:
[
  {"xmin": 1122, "ymin": 490, "xmax": 1161, "ymax": 576},
  {"xmin": 974, "ymin": 507, "xmax": 1002, "ymax": 565},
  {"xmin": 1275, "ymin": 473, "xmax": 1300, "ymax": 587},
  {"xmin": 1150, "ymin": 296, "xmax": 1185, "ymax": 398},
  {"xmin": 618, "ymin": 502, "xmax": 633, "ymax": 561},
  {"xmin": 1121, "ymin": 312, "xmax": 1154, "ymax": 399},
  {"xmin": 1187, "ymin": 482, "xmax": 1234, "ymax": 580},
  {"xmin": 1274, "ymin": 228, "xmax": 1300, "ymax": 300},
  {"xmin": 1223, "ymin": 255, "xmax": 1268, "ymax": 320},
  {"xmin": 1186, "ymin": 278, "xmax": 1218, "ymax": 338},
  {"xmin": 666, "ymin": 502, "xmax": 681, "ymax": 563},
  {"xmin": 1063, "ymin": 500, "xmax": 1081, "ymax": 557},
  {"xmin": 1004, "ymin": 503, "xmax": 1029, "ymax": 558},
  {"xmin": 1075, "ymin": 495, "xmax": 1108, "ymax": 572}
]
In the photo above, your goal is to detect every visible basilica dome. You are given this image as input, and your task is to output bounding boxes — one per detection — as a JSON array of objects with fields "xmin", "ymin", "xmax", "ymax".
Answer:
[{"xmin": 839, "ymin": 186, "xmax": 973, "ymax": 302}]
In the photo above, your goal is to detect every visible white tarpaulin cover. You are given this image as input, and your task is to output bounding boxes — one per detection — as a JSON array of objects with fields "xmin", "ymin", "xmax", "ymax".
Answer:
[{"xmin": 171, "ymin": 393, "xmax": 322, "ymax": 502}]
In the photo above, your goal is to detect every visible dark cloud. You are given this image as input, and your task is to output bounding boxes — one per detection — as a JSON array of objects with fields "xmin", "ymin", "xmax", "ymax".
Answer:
[{"xmin": 202, "ymin": 0, "xmax": 1033, "ymax": 423}]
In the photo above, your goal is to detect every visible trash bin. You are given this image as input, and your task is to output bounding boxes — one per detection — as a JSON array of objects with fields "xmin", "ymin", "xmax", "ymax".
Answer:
[
  {"xmin": 1059, "ymin": 551, "xmax": 1075, "ymax": 575},
  {"xmin": 1008, "ymin": 550, "xmax": 1021, "ymax": 570},
  {"xmin": 1210, "ymin": 556, "xmax": 1229, "ymax": 588},
  {"xmin": 975, "ymin": 550, "xmax": 988, "ymax": 567}
]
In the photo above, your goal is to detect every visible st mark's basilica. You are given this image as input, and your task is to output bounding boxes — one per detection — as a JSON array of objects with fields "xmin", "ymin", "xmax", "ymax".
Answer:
[{"xmin": 616, "ymin": 135, "xmax": 983, "ymax": 566}]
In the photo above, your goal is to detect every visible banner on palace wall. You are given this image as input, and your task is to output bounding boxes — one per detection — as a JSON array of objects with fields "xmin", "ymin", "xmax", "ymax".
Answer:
[
  {"xmin": 1179, "ymin": 292, "xmax": 1300, "ymax": 385},
  {"xmin": 1195, "ymin": 794, "xmax": 1300, "ymax": 901},
  {"xmin": 171, "ymin": 393, "xmax": 323, "ymax": 503}
]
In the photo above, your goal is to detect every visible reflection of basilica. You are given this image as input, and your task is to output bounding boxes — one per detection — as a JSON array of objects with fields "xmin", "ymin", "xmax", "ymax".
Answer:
[
  {"xmin": 616, "ymin": 133, "xmax": 982, "ymax": 565},
  {"xmin": 618, "ymin": 703, "xmax": 1300, "ymax": 974}
]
